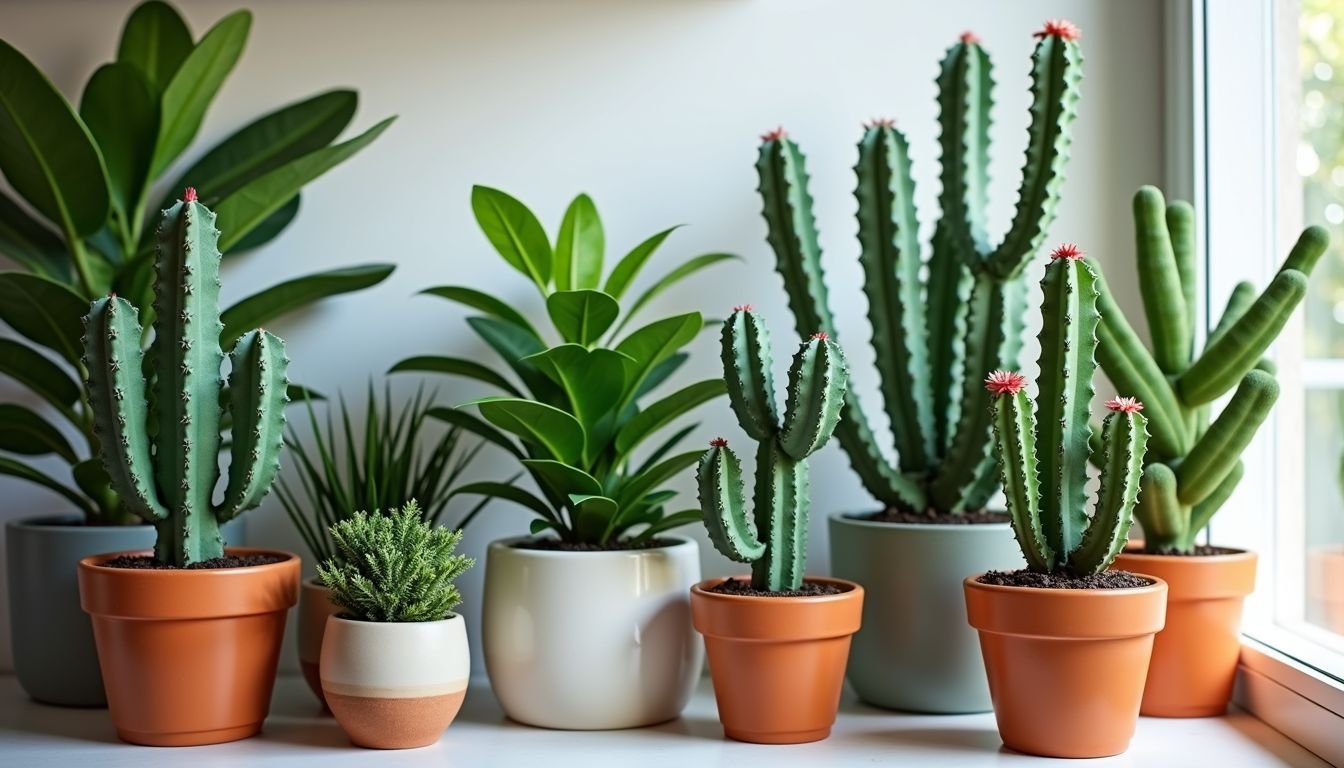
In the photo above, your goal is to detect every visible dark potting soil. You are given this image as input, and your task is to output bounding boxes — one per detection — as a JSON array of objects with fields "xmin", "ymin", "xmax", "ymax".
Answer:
[
  {"xmin": 512, "ymin": 537, "xmax": 678, "ymax": 552},
  {"xmin": 100, "ymin": 553, "xmax": 285, "ymax": 570},
  {"xmin": 978, "ymin": 569, "xmax": 1153, "ymax": 590},
  {"xmin": 855, "ymin": 509, "xmax": 1010, "ymax": 525},
  {"xmin": 708, "ymin": 577, "xmax": 845, "ymax": 598},
  {"xmin": 1140, "ymin": 544, "xmax": 1242, "ymax": 557}
]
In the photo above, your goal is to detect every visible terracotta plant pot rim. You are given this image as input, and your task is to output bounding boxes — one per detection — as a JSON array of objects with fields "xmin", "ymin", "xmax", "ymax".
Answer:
[
  {"xmin": 79, "ymin": 547, "xmax": 300, "ymax": 620},
  {"xmin": 80, "ymin": 546, "xmax": 297, "ymax": 574},
  {"xmin": 1122, "ymin": 543, "xmax": 1254, "ymax": 561},
  {"xmin": 691, "ymin": 575, "xmax": 862, "ymax": 604},
  {"xmin": 831, "ymin": 512, "xmax": 1012, "ymax": 532},
  {"xmin": 964, "ymin": 572, "xmax": 1164, "ymax": 597},
  {"xmin": 964, "ymin": 572, "xmax": 1168, "ymax": 639},
  {"xmin": 490, "ymin": 534, "xmax": 697, "ymax": 558}
]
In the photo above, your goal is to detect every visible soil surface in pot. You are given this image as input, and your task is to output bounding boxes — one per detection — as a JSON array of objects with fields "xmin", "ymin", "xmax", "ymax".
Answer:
[
  {"xmin": 708, "ymin": 578, "xmax": 845, "ymax": 597},
  {"xmin": 1136, "ymin": 545, "xmax": 1241, "ymax": 557},
  {"xmin": 513, "ymin": 537, "xmax": 676, "ymax": 552},
  {"xmin": 100, "ymin": 553, "xmax": 284, "ymax": 570},
  {"xmin": 979, "ymin": 569, "xmax": 1152, "ymax": 590},
  {"xmin": 855, "ymin": 509, "xmax": 1009, "ymax": 525}
]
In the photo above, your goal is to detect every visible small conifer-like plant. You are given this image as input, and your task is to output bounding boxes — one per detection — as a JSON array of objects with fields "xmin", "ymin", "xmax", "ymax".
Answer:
[{"xmin": 317, "ymin": 502, "xmax": 474, "ymax": 623}]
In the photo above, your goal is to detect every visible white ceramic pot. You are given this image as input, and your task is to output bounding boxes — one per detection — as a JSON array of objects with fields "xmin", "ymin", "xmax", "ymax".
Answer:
[
  {"xmin": 482, "ymin": 535, "xmax": 702, "ymax": 729},
  {"xmin": 320, "ymin": 614, "xmax": 469, "ymax": 749}
]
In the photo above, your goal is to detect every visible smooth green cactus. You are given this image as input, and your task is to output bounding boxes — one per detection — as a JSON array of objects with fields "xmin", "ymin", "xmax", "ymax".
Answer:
[
  {"xmin": 756, "ymin": 21, "xmax": 1082, "ymax": 516},
  {"xmin": 1092, "ymin": 185, "xmax": 1327, "ymax": 553},
  {"xmin": 697, "ymin": 308, "xmax": 848, "ymax": 591},
  {"xmin": 83, "ymin": 188, "xmax": 289, "ymax": 566},
  {"xmin": 987, "ymin": 246, "xmax": 1149, "ymax": 575}
]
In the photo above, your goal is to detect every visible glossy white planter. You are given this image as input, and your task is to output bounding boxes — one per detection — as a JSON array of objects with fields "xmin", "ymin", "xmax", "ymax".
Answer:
[
  {"xmin": 320, "ymin": 614, "xmax": 469, "ymax": 749},
  {"xmin": 482, "ymin": 535, "xmax": 702, "ymax": 729}
]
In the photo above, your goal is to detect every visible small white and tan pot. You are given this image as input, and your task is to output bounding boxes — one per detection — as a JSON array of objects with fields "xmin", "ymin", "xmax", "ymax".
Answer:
[{"xmin": 320, "ymin": 614, "xmax": 469, "ymax": 749}]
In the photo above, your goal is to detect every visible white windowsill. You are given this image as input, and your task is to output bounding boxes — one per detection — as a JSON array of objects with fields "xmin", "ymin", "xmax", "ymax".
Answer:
[{"xmin": 0, "ymin": 672, "xmax": 1328, "ymax": 767}]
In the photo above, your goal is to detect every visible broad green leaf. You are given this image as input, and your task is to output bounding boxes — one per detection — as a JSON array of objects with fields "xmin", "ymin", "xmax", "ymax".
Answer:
[
  {"xmin": 219, "ymin": 263, "xmax": 394, "ymax": 344},
  {"xmin": 0, "ymin": 457, "xmax": 92, "ymax": 514},
  {"xmin": 72, "ymin": 458, "xmax": 112, "ymax": 508},
  {"xmin": 616, "ymin": 379, "xmax": 725, "ymax": 456},
  {"xmin": 0, "ymin": 337, "xmax": 80, "ymax": 410},
  {"xmin": 571, "ymin": 493, "xmax": 619, "ymax": 542},
  {"xmin": 390, "ymin": 355, "xmax": 521, "ymax": 397},
  {"xmin": 80, "ymin": 63, "xmax": 157, "ymax": 224},
  {"xmin": 226, "ymin": 195, "xmax": 298, "ymax": 254},
  {"xmin": 0, "ymin": 190, "xmax": 68, "ymax": 280},
  {"xmin": 421, "ymin": 285, "xmax": 538, "ymax": 338},
  {"xmin": 615, "ymin": 312, "xmax": 701, "ymax": 405},
  {"xmin": 427, "ymin": 406, "xmax": 524, "ymax": 459},
  {"xmin": 452, "ymin": 480, "xmax": 558, "ymax": 525},
  {"xmin": 471, "ymin": 185, "xmax": 551, "ymax": 289},
  {"xmin": 547, "ymin": 289, "xmax": 619, "ymax": 346},
  {"xmin": 524, "ymin": 459, "xmax": 602, "ymax": 504},
  {"xmin": 634, "ymin": 421, "xmax": 698, "ymax": 475},
  {"xmin": 117, "ymin": 0, "xmax": 193, "ymax": 94},
  {"xmin": 0, "ymin": 273, "xmax": 90, "ymax": 363},
  {"xmin": 470, "ymin": 397, "xmax": 585, "ymax": 466},
  {"xmin": 617, "ymin": 450, "xmax": 701, "ymax": 509},
  {"xmin": 635, "ymin": 351, "xmax": 687, "ymax": 400},
  {"xmin": 149, "ymin": 10, "xmax": 251, "ymax": 177},
  {"xmin": 554, "ymin": 193, "xmax": 603, "ymax": 291},
  {"xmin": 604, "ymin": 226, "xmax": 680, "ymax": 300},
  {"xmin": 0, "ymin": 404, "xmax": 76, "ymax": 461},
  {"xmin": 466, "ymin": 316, "xmax": 555, "ymax": 400},
  {"xmin": 530, "ymin": 519, "xmax": 557, "ymax": 535},
  {"xmin": 214, "ymin": 117, "xmax": 395, "ymax": 251},
  {"xmin": 522, "ymin": 344, "xmax": 628, "ymax": 439},
  {"xmin": 615, "ymin": 252, "xmax": 739, "ymax": 334},
  {"xmin": 0, "ymin": 40, "xmax": 110, "ymax": 236}
]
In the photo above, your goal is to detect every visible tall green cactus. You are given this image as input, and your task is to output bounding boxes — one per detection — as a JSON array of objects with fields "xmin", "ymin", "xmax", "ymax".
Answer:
[
  {"xmin": 83, "ymin": 188, "xmax": 289, "ymax": 566},
  {"xmin": 1092, "ymin": 186, "xmax": 1329, "ymax": 553},
  {"xmin": 697, "ymin": 308, "xmax": 848, "ymax": 591},
  {"xmin": 757, "ymin": 21, "xmax": 1083, "ymax": 516},
  {"xmin": 988, "ymin": 246, "xmax": 1149, "ymax": 575}
]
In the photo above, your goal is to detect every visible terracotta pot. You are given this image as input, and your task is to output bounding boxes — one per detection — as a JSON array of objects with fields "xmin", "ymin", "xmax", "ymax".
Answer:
[
  {"xmin": 1112, "ymin": 547, "xmax": 1256, "ymax": 716},
  {"xmin": 78, "ymin": 547, "xmax": 300, "ymax": 746},
  {"xmin": 297, "ymin": 578, "xmax": 341, "ymax": 707},
  {"xmin": 321, "ymin": 614, "xmax": 469, "ymax": 749},
  {"xmin": 963, "ymin": 574, "xmax": 1166, "ymax": 758},
  {"xmin": 690, "ymin": 575, "xmax": 863, "ymax": 744},
  {"xmin": 1307, "ymin": 546, "xmax": 1344, "ymax": 634}
]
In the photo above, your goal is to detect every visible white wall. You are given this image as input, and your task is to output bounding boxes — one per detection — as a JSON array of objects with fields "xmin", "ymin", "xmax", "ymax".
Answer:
[{"xmin": 0, "ymin": 0, "xmax": 1164, "ymax": 674}]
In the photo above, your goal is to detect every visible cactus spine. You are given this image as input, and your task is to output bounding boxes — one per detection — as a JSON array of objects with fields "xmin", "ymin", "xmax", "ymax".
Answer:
[
  {"xmin": 988, "ymin": 245, "xmax": 1149, "ymax": 575},
  {"xmin": 1092, "ymin": 186, "xmax": 1328, "ymax": 552},
  {"xmin": 697, "ymin": 308, "xmax": 848, "ymax": 591},
  {"xmin": 83, "ymin": 188, "xmax": 289, "ymax": 566},
  {"xmin": 756, "ymin": 21, "xmax": 1082, "ymax": 516}
]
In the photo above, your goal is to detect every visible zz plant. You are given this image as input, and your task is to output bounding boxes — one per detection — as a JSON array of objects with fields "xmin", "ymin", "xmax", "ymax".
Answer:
[
  {"xmin": 756, "ymin": 21, "xmax": 1081, "ymax": 517},
  {"xmin": 0, "ymin": 1, "xmax": 394, "ymax": 524},
  {"xmin": 1091, "ymin": 186, "xmax": 1329, "ymax": 553},
  {"xmin": 698, "ymin": 308, "xmax": 848, "ymax": 591},
  {"xmin": 396, "ymin": 186, "xmax": 733, "ymax": 545},
  {"xmin": 987, "ymin": 245, "xmax": 1149, "ymax": 576},
  {"xmin": 83, "ymin": 189, "xmax": 288, "ymax": 566}
]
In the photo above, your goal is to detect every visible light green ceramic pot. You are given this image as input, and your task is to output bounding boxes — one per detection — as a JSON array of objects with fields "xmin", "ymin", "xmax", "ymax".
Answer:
[{"xmin": 828, "ymin": 513, "xmax": 1023, "ymax": 713}]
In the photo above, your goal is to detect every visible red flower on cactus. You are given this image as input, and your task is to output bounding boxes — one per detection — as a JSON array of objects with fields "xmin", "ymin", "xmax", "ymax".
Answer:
[
  {"xmin": 865, "ymin": 117, "xmax": 896, "ymax": 129},
  {"xmin": 984, "ymin": 370, "xmax": 1026, "ymax": 396},
  {"xmin": 1105, "ymin": 396, "xmax": 1144, "ymax": 413},
  {"xmin": 709, "ymin": 437, "xmax": 729, "ymax": 448},
  {"xmin": 1035, "ymin": 19, "xmax": 1080, "ymax": 41},
  {"xmin": 733, "ymin": 304, "xmax": 754, "ymax": 312},
  {"xmin": 183, "ymin": 187, "xmax": 198, "ymax": 202},
  {"xmin": 1051, "ymin": 243, "xmax": 1084, "ymax": 260},
  {"xmin": 811, "ymin": 331, "xmax": 830, "ymax": 341},
  {"xmin": 960, "ymin": 30, "xmax": 981, "ymax": 44},
  {"xmin": 760, "ymin": 126, "xmax": 787, "ymax": 142}
]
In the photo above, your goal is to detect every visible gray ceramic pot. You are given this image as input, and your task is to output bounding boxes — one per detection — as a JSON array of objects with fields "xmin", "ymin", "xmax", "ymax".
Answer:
[
  {"xmin": 828, "ymin": 513, "xmax": 1023, "ymax": 713},
  {"xmin": 6, "ymin": 513, "xmax": 242, "ymax": 707}
]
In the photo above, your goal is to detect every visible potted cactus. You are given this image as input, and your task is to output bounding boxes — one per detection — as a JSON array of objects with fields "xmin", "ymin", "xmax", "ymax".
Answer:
[
  {"xmin": 754, "ymin": 21, "xmax": 1081, "ymax": 712},
  {"xmin": 75, "ymin": 189, "xmax": 299, "ymax": 747},
  {"xmin": 1092, "ymin": 186, "xmax": 1329, "ymax": 716},
  {"xmin": 689, "ymin": 308, "xmax": 863, "ymax": 745},
  {"xmin": 965, "ymin": 244, "xmax": 1166, "ymax": 759},
  {"xmin": 317, "ymin": 503, "xmax": 474, "ymax": 749},
  {"xmin": 394, "ymin": 186, "xmax": 732, "ymax": 729}
]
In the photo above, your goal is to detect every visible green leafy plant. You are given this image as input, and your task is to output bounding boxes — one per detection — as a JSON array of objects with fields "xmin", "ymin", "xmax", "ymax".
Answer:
[
  {"xmin": 697, "ymin": 308, "xmax": 848, "ymax": 591},
  {"xmin": 987, "ymin": 245, "xmax": 1149, "ymax": 576},
  {"xmin": 277, "ymin": 384, "xmax": 494, "ymax": 564},
  {"xmin": 756, "ymin": 21, "xmax": 1082, "ymax": 517},
  {"xmin": 83, "ymin": 189, "xmax": 287, "ymax": 566},
  {"xmin": 1090, "ymin": 186, "xmax": 1329, "ymax": 553},
  {"xmin": 318, "ymin": 502, "xmax": 473, "ymax": 623},
  {"xmin": 0, "ymin": 1, "xmax": 395, "ymax": 523},
  {"xmin": 394, "ymin": 186, "xmax": 734, "ymax": 545}
]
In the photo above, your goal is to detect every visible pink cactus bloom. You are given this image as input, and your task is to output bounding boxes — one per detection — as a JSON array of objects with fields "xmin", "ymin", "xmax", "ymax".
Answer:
[
  {"xmin": 1051, "ymin": 243, "xmax": 1084, "ymax": 260},
  {"xmin": 760, "ymin": 126, "xmax": 787, "ymax": 142},
  {"xmin": 985, "ymin": 370, "xmax": 1027, "ymax": 396},
  {"xmin": 709, "ymin": 437, "xmax": 729, "ymax": 448},
  {"xmin": 183, "ymin": 187, "xmax": 198, "ymax": 202},
  {"xmin": 960, "ymin": 30, "xmax": 981, "ymax": 44},
  {"xmin": 811, "ymin": 331, "xmax": 830, "ymax": 341},
  {"xmin": 1105, "ymin": 397, "xmax": 1144, "ymax": 413},
  {"xmin": 1035, "ymin": 19, "xmax": 1080, "ymax": 41},
  {"xmin": 733, "ymin": 304, "xmax": 754, "ymax": 313}
]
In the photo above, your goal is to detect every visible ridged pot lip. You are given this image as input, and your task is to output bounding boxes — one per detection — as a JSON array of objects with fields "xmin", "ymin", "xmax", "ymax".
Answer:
[
  {"xmin": 690, "ymin": 575, "xmax": 865, "ymax": 605},
  {"xmin": 488, "ymin": 534, "xmax": 698, "ymax": 558},
  {"xmin": 1115, "ymin": 543, "xmax": 1256, "ymax": 563},
  {"xmin": 78, "ymin": 546, "xmax": 300, "ymax": 576},
  {"xmin": 829, "ymin": 511, "xmax": 1013, "ymax": 532},
  {"xmin": 963, "ymin": 572, "xmax": 1168, "ymax": 598},
  {"xmin": 7, "ymin": 513, "xmax": 151, "ymax": 533}
]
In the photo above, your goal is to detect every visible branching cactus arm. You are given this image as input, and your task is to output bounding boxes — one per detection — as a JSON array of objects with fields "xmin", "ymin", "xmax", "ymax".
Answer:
[{"xmin": 1070, "ymin": 399, "xmax": 1148, "ymax": 575}]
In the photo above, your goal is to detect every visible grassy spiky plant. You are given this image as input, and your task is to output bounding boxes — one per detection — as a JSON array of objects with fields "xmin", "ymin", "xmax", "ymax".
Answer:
[{"xmin": 317, "ymin": 502, "xmax": 473, "ymax": 623}]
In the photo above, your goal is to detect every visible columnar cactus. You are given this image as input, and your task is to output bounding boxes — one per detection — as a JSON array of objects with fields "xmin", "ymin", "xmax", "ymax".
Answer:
[
  {"xmin": 757, "ymin": 21, "xmax": 1083, "ymax": 516},
  {"xmin": 1091, "ymin": 186, "xmax": 1329, "ymax": 553},
  {"xmin": 83, "ymin": 188, "xmax": 289, "ymax": 566},
  {"xmin": 697, "ymin": 308, "xmax": 848, "ymax": 591},
  {"xmin": 988, "ymin": 245, "xmax": 1149, "ymax": 575}
]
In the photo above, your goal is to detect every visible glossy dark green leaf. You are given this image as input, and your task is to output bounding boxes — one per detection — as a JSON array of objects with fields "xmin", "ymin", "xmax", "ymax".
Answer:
[
  {"xmin": 117, "ymin": 0, "xmax": 193, "ymax": 94},
  {"xmin": 614, "ymin": 312, "xmax": 701, "ymax": 406},
  {"xmin": 603, "ymin": 226, "xmax": 680, "ymax": 300},
  {"xmin": 466, "ymin": 315, "xmax": 555, "ymax": 400},
  {"xmin": 0, "ymin": 190, "xmax": 68, "ymax": 280},
  {"xmin": 0, "ymin": 272, "xmax": 90, "ymax": 363},
  {"xmin": 389, "ymin": 355, "xmax": 522, "ymax": 397},
  {"xmin": 80, "ymin": 63, "xmax": 158, "ymax": 223},
  {"xmin": 421, "ymin": 285, "xmax": 539, "ymax": 338},
  {"xmin": 523, "ymin": 459, "xmax": 602, "ymax": 504},
  {"xmin": 617, "ymin": 450, "xmax": 701, "ymax": 510},
  {"xmin": 572, "ymin": 493, "xmax": 619, "ymax": 542},
  {"xmin": 427, "ymin": 407, "xmax": 524, "ymax": 459},
  {"xmin": 523, "ymin": 345, "xmax": 628, "ymax": 441},
  {"xmin": 615, "ymin": 379, "xmax": 725, "ymax": 455},
  {"xmin": 554, "ymin": 193, "xmax": 603, "ymax": 291},
  {"xmin": 0, "ymin": 404, "xmax": 76, "ymax": 461},
  {"xmin": 470, "ymin": 397, "xmax": 585, "ymax": 465},
  {"xmin": 225, "ymin": 195, "xmax": 298, "ymax": 254},
  {"xmin": 0, "ymin": 337, "xmax": 80, "ymax": 409},
  {"xmin": 614, "ymin": 252, "xmax": 739, "ymax": 334},
  {"xmin": 471, "ymin": 185, "xmax": 551, "ymax": 289},
  {"xmin": 452, "ymin": 480, "xmax": 558, "ymax": 525},
  {"xmin": 0, "ymin": 457, "xmax": 92, "ymax": 514},
  {"xmin": 546, "ymin": 289, "xmax": 619, "ymax": 346},
  {"xmin": 220, "ymin": 263, "xmax": 394, "ymax": 344}
]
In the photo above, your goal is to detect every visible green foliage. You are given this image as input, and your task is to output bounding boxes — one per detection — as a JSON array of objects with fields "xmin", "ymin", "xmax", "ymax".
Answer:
[
  {"xmin": 988, "ymin": 249, "xmax": 1149, "ymax": 576},
  {"xmin": 756, "ymin": 24, "xmax": 1082, "ymax": 516},
  {"xmin": 1092, "ymin": 186, "xmax": 1326, "ymax": 552},
  {"xmin": 0, "ymin": 1, "xmax": 394, "ymax": 524},
  {"xmin": 395, "ymin": 187, "xmax": 732, "ymax": 545},
  {"xmin": 697, "ymin": 309, "xmax": 848, "ymax": 591},
  {"xmin": 317, "ymin": 502, "xmax": 474, "ymax": 623},
  {"xmin": 277, "ymin": 384, "xmax": 494, "ymax": 564},
  {"xmin": 83, "ymin": 191, "xmax": 288, "ymax": 566}
]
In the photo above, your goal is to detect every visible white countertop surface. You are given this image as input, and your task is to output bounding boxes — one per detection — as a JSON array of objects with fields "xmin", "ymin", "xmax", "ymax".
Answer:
[{"xmin": 0, "ymin": 674, "xmax": 1329, "ymax": 767}]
